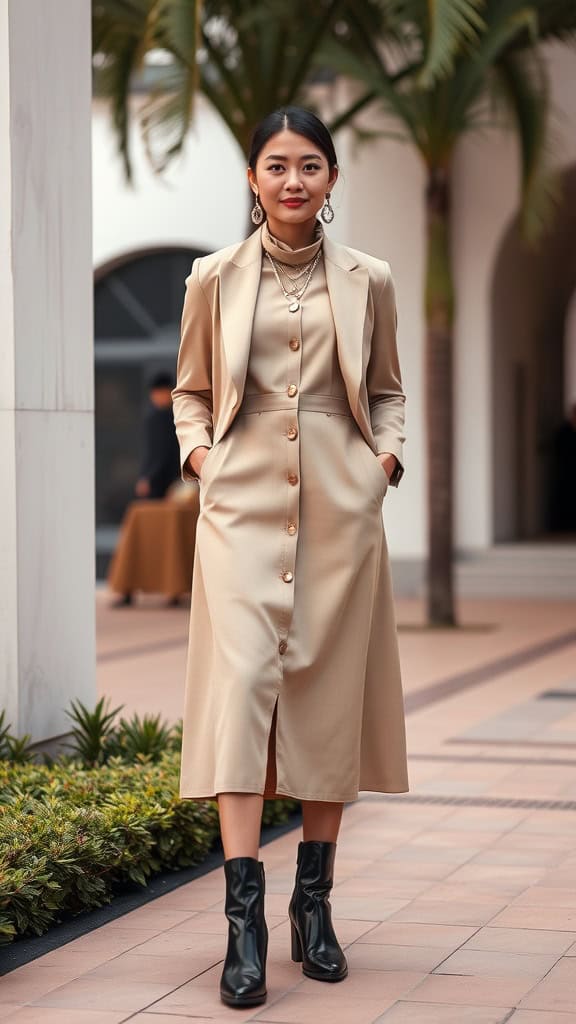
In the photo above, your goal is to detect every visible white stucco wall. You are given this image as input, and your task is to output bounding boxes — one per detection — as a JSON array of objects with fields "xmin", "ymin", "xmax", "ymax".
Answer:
[{"xmin": 93, "ymin": 95, "xmax": 247, "ymax": 265}]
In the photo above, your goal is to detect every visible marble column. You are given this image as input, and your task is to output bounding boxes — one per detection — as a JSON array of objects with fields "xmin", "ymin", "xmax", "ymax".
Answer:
[{"xmin": 0, "ymin": 0, "xmax": 95, "ymax": 743}]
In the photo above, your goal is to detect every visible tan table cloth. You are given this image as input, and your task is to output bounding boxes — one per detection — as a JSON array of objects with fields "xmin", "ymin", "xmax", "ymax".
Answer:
[{"xmin": 107, "ymin": 494, "xmax": 199, "ymax": 597}]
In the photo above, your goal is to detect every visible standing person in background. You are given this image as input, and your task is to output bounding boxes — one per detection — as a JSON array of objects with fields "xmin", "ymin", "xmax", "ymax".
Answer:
[
  {"xmin": 135, "ymin": 372, "xmax": 181, "ymax": 500},
  {"xmin": 172, "ymin": 106, "xmax": 409, "ymax": 1009}
]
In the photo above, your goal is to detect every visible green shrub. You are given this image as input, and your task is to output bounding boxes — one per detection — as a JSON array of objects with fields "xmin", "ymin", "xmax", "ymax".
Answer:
[
  {"xmin": 0, "ymin": 711, "xmax": 34, "ymax": 764},
  {"xmin": 58, "ymin": 698, "xmax": 184, "ymax": 767},
  {"xmin": 0, "ymin": 728, "xmax": 299, "ymax": 945},
  {"xmin": 62, "ymin": 696, "xmax": 124, "ymax": 766}
]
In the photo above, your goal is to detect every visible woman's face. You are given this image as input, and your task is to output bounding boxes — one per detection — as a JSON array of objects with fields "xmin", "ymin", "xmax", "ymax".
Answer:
[{"xmin": 248, "ymin": 129, "xmax": 337, "ymax": 227}]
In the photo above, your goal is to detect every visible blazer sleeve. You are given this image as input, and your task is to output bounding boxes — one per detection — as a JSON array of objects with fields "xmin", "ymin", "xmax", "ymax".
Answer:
[
  {"xmin": 366, "ymin": 262, "xmax": 406, "ymax": 487},
  {"xmin": 171, "ymin": 258, "xmax": 214, "ymax": 482}
]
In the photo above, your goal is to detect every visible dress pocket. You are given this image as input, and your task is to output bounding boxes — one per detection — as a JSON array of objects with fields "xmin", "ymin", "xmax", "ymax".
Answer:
[
  {"xmin": 356, "ymin": 435, "xmax": 389, "ymax": 501},
  {"xmin": 198, "ymin": 444, "xmax": 218, "ymax": 488}
]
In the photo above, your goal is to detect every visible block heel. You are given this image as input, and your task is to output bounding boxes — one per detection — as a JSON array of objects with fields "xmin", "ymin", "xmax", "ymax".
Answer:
[{"xmin": 291, "ymin": 922, "xmax": 303, "ymax": 962}]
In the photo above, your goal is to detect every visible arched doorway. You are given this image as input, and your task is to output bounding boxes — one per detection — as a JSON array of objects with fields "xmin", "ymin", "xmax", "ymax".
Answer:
[
  {"xmin": 94, "ymin": 245, "xmax": 207, "ymax": 575},
  {"xmin": 491, "ymin": 164, "xmax": 576, "ymax": 543}
]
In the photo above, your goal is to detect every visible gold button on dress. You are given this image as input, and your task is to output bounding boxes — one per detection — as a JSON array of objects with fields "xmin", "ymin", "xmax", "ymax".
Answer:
[{"xmin": 176, "ymin": 219, "xmax": 408, "ymax": 804}]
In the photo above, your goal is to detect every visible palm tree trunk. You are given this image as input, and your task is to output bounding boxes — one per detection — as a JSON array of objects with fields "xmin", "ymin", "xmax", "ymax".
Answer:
[{"xmin": 425, "ymin": 165, "xmax": 456, "ymax": 626}]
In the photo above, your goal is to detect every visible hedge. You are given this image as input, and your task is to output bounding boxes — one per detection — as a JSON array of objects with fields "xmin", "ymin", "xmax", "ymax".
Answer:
[{"xmin": 0, "ymin": 749, "xmax": 298, "ymax": 944}]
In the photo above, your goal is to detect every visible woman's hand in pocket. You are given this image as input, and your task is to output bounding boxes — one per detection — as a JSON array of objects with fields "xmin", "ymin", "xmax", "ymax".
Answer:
[
  {"xmin": 378, "ymin": 452, "xmax": 397, "ymax": 481},
  {"xmin": 187, "ymin": 446, "xmax": 211, "ymax": 479}
]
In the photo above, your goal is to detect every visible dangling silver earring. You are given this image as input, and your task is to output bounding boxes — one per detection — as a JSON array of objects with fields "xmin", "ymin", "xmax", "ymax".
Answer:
[
  {"xmin": 321, "ymin": 192, "xmax": 334, "ymax": 224},
  {"xmin": 251, "ymin": 192, "xmax": 264, "ymax": 225}
]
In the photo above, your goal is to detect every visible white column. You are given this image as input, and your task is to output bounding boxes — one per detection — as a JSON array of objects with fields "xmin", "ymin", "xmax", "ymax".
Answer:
[{"xmin": 0, "ymin": 0, "xmax": 95, "ymax": 742}]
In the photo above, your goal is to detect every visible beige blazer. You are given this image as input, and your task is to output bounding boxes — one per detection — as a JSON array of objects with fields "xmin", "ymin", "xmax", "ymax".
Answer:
[{"xmin": 172, "ymin": 226, "xmax": 406, "ymax": 486}]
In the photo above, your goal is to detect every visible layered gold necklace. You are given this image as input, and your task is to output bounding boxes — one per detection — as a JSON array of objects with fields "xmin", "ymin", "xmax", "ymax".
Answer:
[{"xmin": 265, "ymin": 249, "xmax": 322, "ymax": 313}]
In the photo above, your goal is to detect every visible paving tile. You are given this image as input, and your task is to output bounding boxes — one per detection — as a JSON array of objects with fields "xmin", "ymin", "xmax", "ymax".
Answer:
[
  {"xmin": 433, "ymin": 811, "xmax": 530, "ymax": 832},
  {"xmin": 489, "ymin": 907, "xmax": 576, "ymax": 932},
  {"xmin": 515, "ymin": 813, "xmax": 576, "ymax": 837},
  {"xmin": 356, "ymin": 860, "xmax": 457, "ymax": 881},
  {"xmin": 297, "ymin": 968, "xmax": 424, "ymax": 1000},
  {"xmin": 82, "ymin": 952, "xmax": 208, "ymax": 984},
  {"xmin": 406, "ymin": 973, "xmax": 535, "ymax": 1007},
  {"xmin": 512, "ymin": 887, "xmax": 576, "ymax": 908},
  {"xmin": 124, "ymin": 930, "xmax": 224, "ymax": 958},
  {"xmin": 387, "ymin": 900, "xmax": 506, "ymax": 927},
  {"xmin": 462, "ymin": 927, "xmax": 576, "ymax": 955},
  {"xmin": 528, "ymin": 870, "xmax": 576, "ymax": 888},
  {"xmin": 152, "ymin": 984, "xmax": 313, "ymax": 1023},
  {"xmin": 251, "ymin": 991, "xmax": 396, "ymax": 1023},
  {"xmin": 447, "ymin": 865, "xmax": 547, "ymax": 888},
  {"xmin": 423, "ymin": 882, "xmax": 528, "ymax": 904},
  {"xmin": 345, "ymin": 942, "xmax": 453, "ymax": 973},
  {"xmin": 473, "ymin": 849, "xmax": 563, "ymax": 867},
  {"xmin": 519, "ymin": 957, "xmax": 576, "ymax": 1013},
  {"xmin": 101, "ymin": 908, "xmax": 196, "ymax": 931},
  {"xmin": 434, "ymin": 948, "xmax": 558, "ymax": 980},
  {"xmin": 336, "ymin": 875, "xmax": 435, "ymax": 899},
  {"xmin": 0, "ymin": 967, "xmax": 91, "ymax": 1005},
  {"xmin": 129, "ymin": 887, "xmax": 223, "ymax": 912},
  {"xmin": 329, "ymin": 895, "xmax": 411, "ymax": 920},
  {"xmin": 40, "ymin": 927, "xmax": 162, "ymax": 955},
  {"xmin": 356, "ymin": 921, "xmax": 478, "ymax": 949},
  {"xmin": 412, "ymin": 830, "xmax": 505, "ymax": 848},
  {"xmin": 0, "ymin": 1011, "xmax": 129, "ymax": 1023},
  {"xmin": 375, "ymin": 1002, "xmax": 513, "ymax": 1023},
  {"xmin": 381, "ymin": 843, "xmax": 483, "ymax": 864},
  {"xmin": 31, "ymin": 978, "xmax": 179, "ymax": 1013},
  {"xmin": 508, "ymin": 1012, "xmax": 576, "ymax": 1022},
  {"xmin": 129, "ymin": 1017, "xmax": 214, "ymax": 1024},
  {"xmin": 497, "ymin": 834, "xmax": 576, "ymax": 853},
  {"xmin": 8, "ymin": 950, "xmax": 131, "ymax": 973}
]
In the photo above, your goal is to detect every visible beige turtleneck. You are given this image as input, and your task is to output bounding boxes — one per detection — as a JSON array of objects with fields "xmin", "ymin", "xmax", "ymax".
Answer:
[{"xmin": 244, "ymin": 221, "xmax": 347, "ymax": 400}]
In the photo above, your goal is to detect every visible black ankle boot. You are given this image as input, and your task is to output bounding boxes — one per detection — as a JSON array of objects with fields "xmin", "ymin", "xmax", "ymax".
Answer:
[
  {"xmin": 220, "ymin": 857, "xmax": 268, "ymax": 1007},
  {"xmin": 288, "ymin": 840, "xmax": 348, "ymax": 982}
]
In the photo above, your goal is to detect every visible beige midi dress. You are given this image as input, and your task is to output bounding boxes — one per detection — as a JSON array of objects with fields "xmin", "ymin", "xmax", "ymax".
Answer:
[{"xmin": 177, "ymin": 222, "xmax": 409, "ymax": 803}]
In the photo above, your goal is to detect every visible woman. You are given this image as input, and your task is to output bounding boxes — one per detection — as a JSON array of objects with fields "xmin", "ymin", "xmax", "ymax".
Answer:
[{"xmin": 172, "ymin": 106, "xmax": 409, "ymax": 1009}]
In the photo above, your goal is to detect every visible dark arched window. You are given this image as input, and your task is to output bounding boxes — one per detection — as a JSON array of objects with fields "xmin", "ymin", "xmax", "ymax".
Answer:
[{"xmin": 94, "ymin": 246, "xmax": 207, "ymax": 574}]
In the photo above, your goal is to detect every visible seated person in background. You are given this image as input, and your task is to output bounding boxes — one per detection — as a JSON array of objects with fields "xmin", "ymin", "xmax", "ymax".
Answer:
[{"xmin": 135, "ymin": 371, "xmax": 181, "ymax": 500}]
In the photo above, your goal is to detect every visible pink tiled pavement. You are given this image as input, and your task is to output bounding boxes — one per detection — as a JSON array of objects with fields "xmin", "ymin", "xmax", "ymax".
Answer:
[{"xmin": 2, "ymin": 595, "xmax": 576, "ymax": 1022}]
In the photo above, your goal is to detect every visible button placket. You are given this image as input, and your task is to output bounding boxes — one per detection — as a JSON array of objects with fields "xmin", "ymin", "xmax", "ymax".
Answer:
[{"xmin": 278, "ymin": 313, "xmax": 303, "ymax": 653}]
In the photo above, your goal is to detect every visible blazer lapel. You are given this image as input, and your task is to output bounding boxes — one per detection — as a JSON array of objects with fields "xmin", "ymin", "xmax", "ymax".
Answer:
[
  {"xmin": 216, "ymin": 227, "xmax": 372, "ymax": 445},
  {"xmin": 218, "ymin": 228, "xmax": 263, "ymax": 413},
  {"xmin": 323, "ymin": 235, "xmax": 370, "ymax": 421}
]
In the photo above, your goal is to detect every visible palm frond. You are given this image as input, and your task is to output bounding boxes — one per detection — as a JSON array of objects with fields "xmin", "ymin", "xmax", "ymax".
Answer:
[
  {"xmin": 93, "ymin": 0, "xmax": 156, "ymax": 181},
  {"xmin": 382, "ymin": 0, "xmax": 486, "ymax": 85},
  {"xmin": 491, "ymin": 48, "xmax": 562, "ymax": 240},
  {"xmin": 506, "ymin": 0, "xmax": 576, "ymax": 48},
  {"xmin": 318, "ymin": 35, "xmax": 423, "ymax": 149}
]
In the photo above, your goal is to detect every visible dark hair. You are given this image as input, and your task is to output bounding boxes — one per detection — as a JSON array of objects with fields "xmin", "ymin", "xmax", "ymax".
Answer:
[
  {"xmin": 248, "ymin": 107, "xmax": 338, "ymax": 171},
  {"xmin": 149, "ymin": 371, "xmax": 174, "ymax": 390}
]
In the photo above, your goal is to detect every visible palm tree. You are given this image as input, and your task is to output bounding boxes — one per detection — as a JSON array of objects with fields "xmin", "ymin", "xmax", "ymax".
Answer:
[
  {"xmin": 322, "ymin": 0, "xmax": 576, "ymax": 625},
  {"xmin": 92, "ymin": 0, "xmax": 369, "ymax": 180}
]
